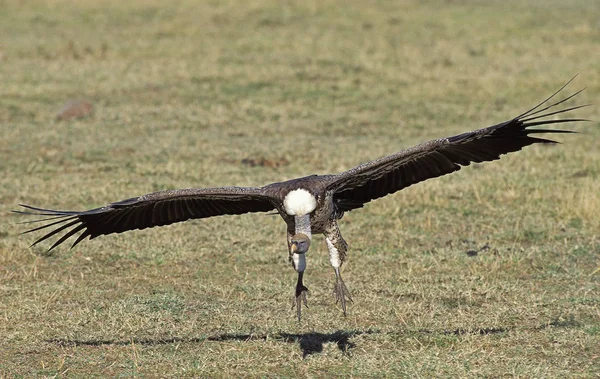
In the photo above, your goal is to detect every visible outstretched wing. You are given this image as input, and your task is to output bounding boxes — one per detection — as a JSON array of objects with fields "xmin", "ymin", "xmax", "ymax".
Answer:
[
  {"xmin": 326, "ymin": 78, "xmax": 589, "ymax": 212},
  {"xmin": 15, "ymin": 187, "xmax": 276, "ymax": 251}
]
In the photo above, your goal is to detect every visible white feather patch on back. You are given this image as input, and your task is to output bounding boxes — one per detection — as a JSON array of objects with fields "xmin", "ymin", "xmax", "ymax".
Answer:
[{"xmin": 284, "ymin": 188, "xmax": 317, "ymax": 216}]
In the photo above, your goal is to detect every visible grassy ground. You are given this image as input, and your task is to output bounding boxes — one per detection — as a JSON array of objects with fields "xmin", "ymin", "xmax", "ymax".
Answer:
[{"xmin": 1, "ymin": 0, "xmax": 599, "ymax": 377}]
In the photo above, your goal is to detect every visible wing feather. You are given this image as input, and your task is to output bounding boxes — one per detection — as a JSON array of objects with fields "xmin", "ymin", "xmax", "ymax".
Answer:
[
  {"xmin": 15, "ymin": 187, "xmax": 275, "ymax": 251},
  {"xmin": 327, "ymin": 79, "xmax": 588, "ymax": 212}
]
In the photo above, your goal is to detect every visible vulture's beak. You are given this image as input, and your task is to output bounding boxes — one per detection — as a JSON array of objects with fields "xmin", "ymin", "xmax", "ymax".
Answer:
[{"xmin": 290, "ymin": 243, "xmax": 298, "ymax": 254}]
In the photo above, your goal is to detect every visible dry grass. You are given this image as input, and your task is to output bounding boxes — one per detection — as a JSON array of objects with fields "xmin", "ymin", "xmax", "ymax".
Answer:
[{"xmin": 1, "ymin": 0, "xmax": 599, "ymax": 377}]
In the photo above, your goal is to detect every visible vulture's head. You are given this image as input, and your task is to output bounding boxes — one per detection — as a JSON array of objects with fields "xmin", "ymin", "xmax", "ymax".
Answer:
[{"xmin": 290, "ymin": 233, "xmax": 311, "ymax": 254}]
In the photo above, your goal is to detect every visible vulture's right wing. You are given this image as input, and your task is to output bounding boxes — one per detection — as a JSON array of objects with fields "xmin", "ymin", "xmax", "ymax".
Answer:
[{"xmin": 326, "ymin": 78, "xmax": 588, "ymax": 212}]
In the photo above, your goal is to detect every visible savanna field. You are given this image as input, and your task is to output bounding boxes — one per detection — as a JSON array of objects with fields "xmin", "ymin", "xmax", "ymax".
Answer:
[{"xmin": 1, "ymin": 0, "xmax": 599, "ymax": 377}]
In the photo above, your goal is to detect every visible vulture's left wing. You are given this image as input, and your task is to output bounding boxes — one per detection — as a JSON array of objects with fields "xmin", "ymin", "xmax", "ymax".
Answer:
[
  {"xmin": 326, "ymin": 78, "xmax": 588, "ymax": 212},
  {"xmin": 14, "ymin": 187, "xmax": 276, "ymax": 251}
]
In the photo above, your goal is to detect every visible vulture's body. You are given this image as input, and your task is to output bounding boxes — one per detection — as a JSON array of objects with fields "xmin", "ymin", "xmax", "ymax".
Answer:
[{"xmin": 16, "ymin": 79, "xmax": 589, "ymax": 320}]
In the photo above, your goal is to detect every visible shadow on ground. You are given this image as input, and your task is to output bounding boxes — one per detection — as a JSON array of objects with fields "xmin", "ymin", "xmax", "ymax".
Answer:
[{"xmin": 46, "ymin": 327, "xmax": 509, "ymax": 358}]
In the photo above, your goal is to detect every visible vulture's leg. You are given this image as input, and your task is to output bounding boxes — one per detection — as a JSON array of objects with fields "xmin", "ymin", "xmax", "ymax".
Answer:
[
  {"xmin": 288, "ymin": 231, "xmax": 309, "ymax": 321},
  {"xmin": 324, "ymin": 222, "xmax": 352, "ymax": 315}
]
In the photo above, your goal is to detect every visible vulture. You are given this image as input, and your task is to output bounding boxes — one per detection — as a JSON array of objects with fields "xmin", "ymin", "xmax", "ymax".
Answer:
[{"xmin": 15, "ymin": 79, "xmax": 588, "ymax": 321}]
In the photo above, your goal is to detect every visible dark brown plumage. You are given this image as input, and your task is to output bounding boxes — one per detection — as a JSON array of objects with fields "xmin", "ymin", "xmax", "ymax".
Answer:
[{"xmin": 15, "ymin": 78, "xmax": 588, "ymax": 320}]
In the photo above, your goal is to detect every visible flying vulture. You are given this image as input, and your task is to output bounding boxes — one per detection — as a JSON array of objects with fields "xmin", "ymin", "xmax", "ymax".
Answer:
[{"xmin": 15, "ymin": 79, "xmax": 588, "ymax": 321}]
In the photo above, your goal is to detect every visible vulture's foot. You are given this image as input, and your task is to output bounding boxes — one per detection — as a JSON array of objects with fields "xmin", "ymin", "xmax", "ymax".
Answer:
[
  {"xmin": 333, "ymin": 270, "xmax": 353, "ymax": 316},
  {"xmin": 292, "ymin": 283, "xmax": 309, "ymax": 321}
]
